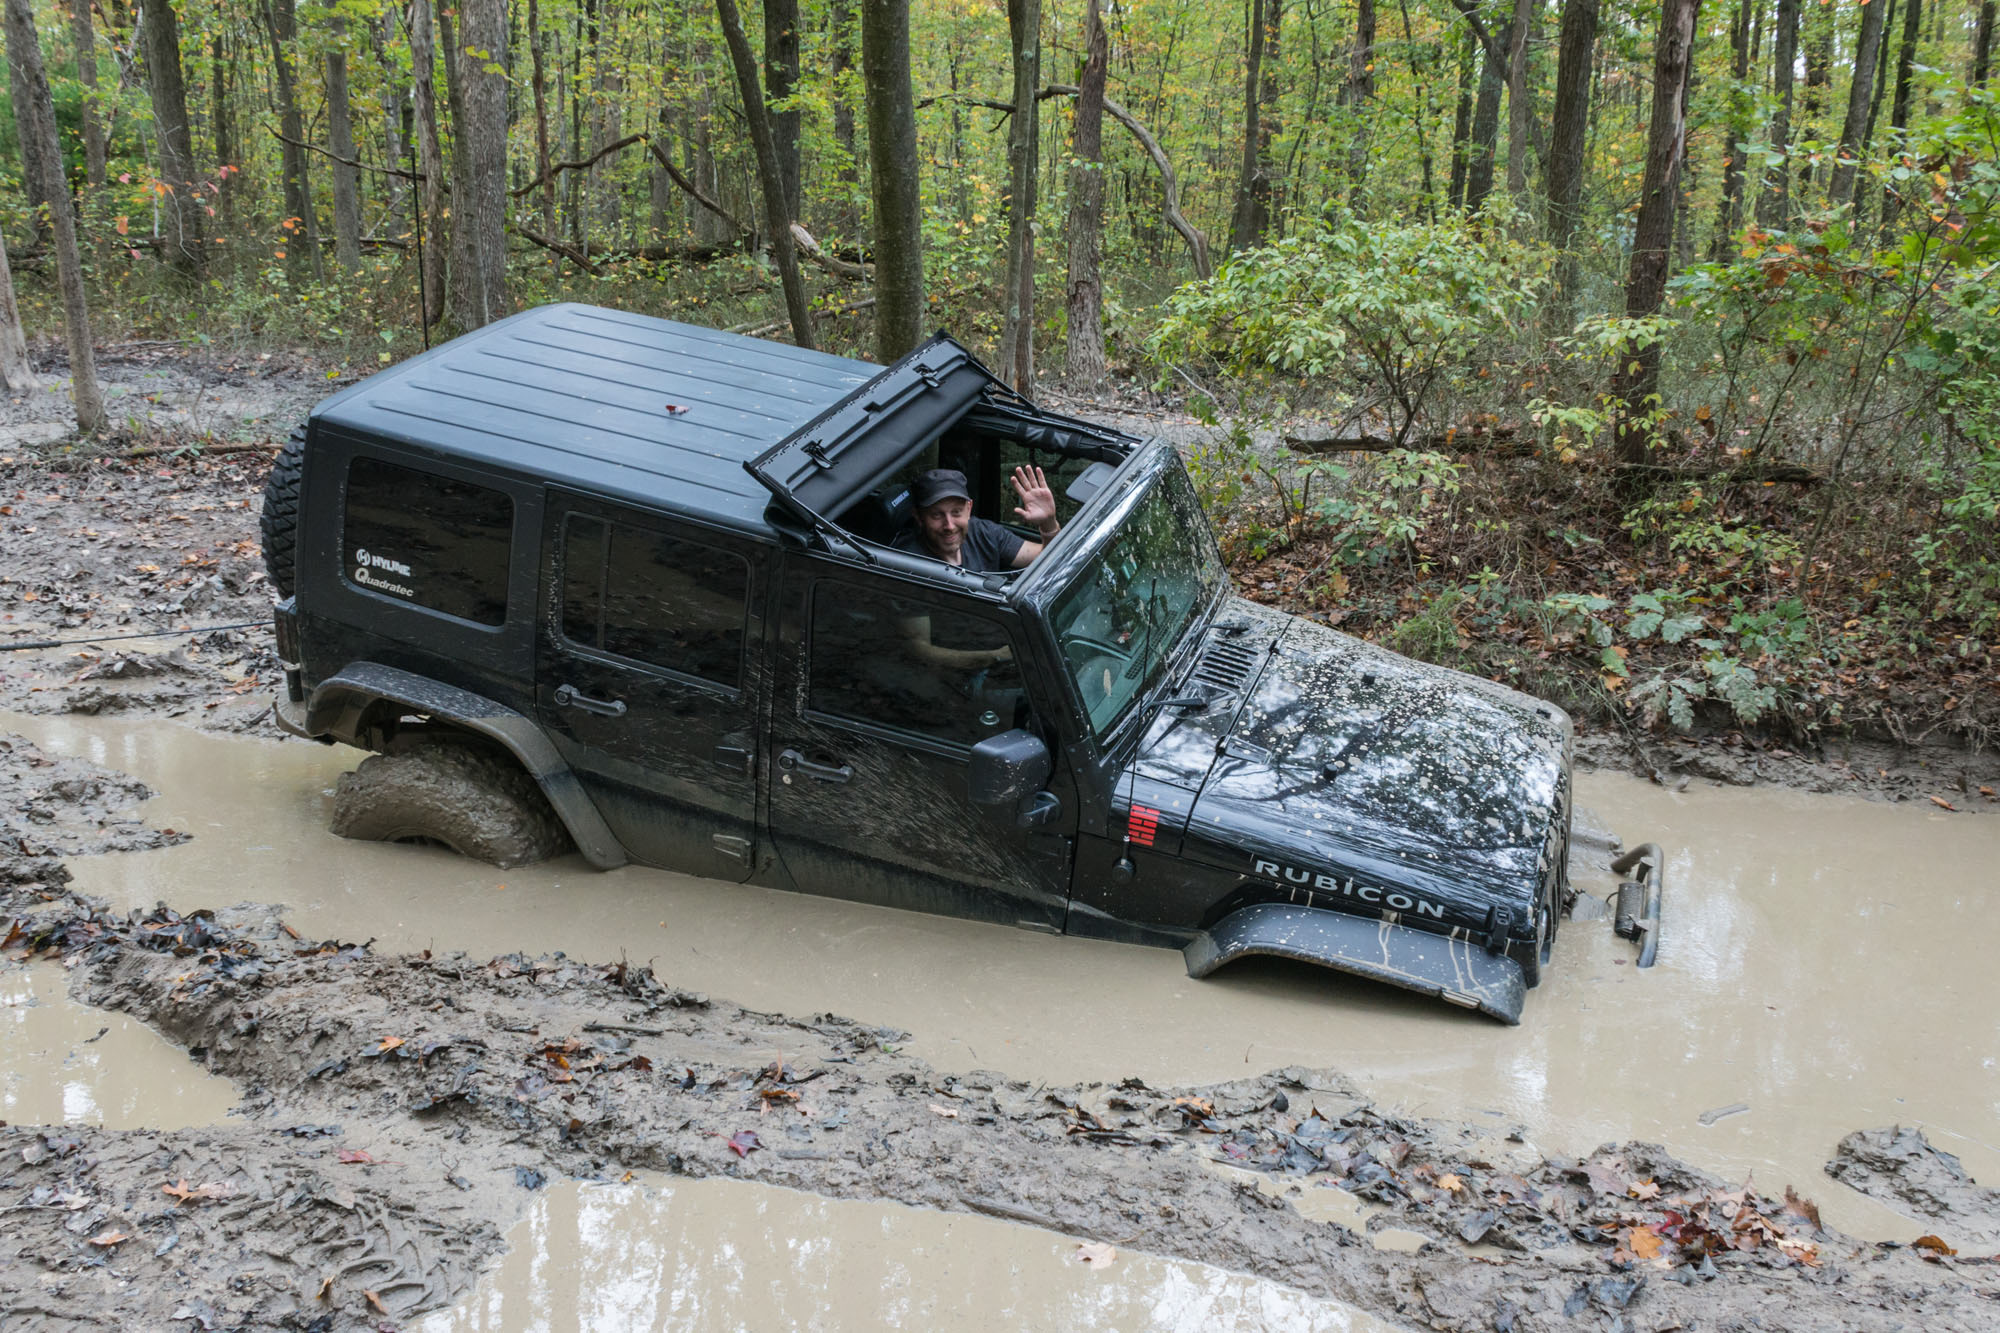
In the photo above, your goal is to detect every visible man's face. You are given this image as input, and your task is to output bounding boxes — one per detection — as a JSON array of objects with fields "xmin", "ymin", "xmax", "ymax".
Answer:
[{"xmin": 916, "ymin": 497, "xmax": 970, "ymax": 560}]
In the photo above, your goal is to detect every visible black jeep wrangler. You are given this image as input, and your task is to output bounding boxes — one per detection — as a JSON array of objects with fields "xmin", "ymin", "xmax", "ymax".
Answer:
[{"xmin": 265, "ymin": 302, "xmax": 1580, "ymax": 1022}]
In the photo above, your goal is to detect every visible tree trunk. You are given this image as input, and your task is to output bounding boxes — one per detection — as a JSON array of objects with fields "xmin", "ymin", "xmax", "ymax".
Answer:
[
  {"xmin": 1345, "ymin": 0, "xmax": 1375, "ymax": 209},
  {"xmin": 1064, "ymin": 0, "xmax": 1108, "ymax": 386},
  {"xmin": 66, "ymin": 0, "xmax": 105, "ymax": 190},
  {"xmin": 1795, "ymin": 9, "xmax": 1830, "ymax": 197},
  {"xmin": 327, "ymin": 20, "xmax": 363, "ymax": 273},
  {"xmin": 1827, "ymin": 0, "xmax": 1888, "ymax": 205},
  {"xmin": 1465, "ymin": 15, "xmax": 1509, "ymax": 213},
  {"xmin": 998, "ymin": 0, "xmax": 1041, "ymax": 393},
  {"xmin": 765, "ymin": 0, "xmax": 801, "ymax": 223},
  {"xmin": 448, "ymin": 0, "xmax": 509, "ymax": 329},
  {"xmin": 1881, "ymin": 0, "xmax": 1922, "ymax": 231},
  {"xmin": 860, "ymin": 0, "xmax": 922, "ymax": 359},
  {"xmin": 1505, "ymin": 0, "xmax": 1534, "ymax": 199},
  {"xmin": 715, "ymin": 0, "xmax": 815, "ymax": 349},
  {"xmin": 262, "ymin": 0, "xmax": 321, "ymax": 284},
  {"xmin": 0, "ymin": 226, "xmax": 39, "ymax": 391},
  {"xmin": 528, "ymin": 0, "xmax": 556, "ymax": 245},
  {"xmin": 212, "ymin": 34, "xmax": 236, "ymax": 226},
  {"xmin": 1709, "ymin": 0, "xmax": 1751, "ymax": 259},
  {"xmin": 408, "ymin": 0, "xmax": 448, "ymax": 324},
  {"xmin": 1228, "ymin": 0, "xmax": 1268, "ymax": 249},
  {"xmin": 1756, "ymin": 0, "xmax": 1798, "ymax": 224},
  {"xmin": 1448, "ymin": 22, "xmax": 1476, "ymax": 208},
  {"xmin": 4, "ymin": 0, "xmax": 102, "ymax": 432},
  {"xmin": 1855, "ymin": 0, "xmax": 1898, "ymax": 228},
  {"xmin": 140, "ymin": 0, "xmax": 206, "ymax": 276},
  {"xmin": 1610, "ymin": 0, "xmax": 1699, "ymax": 466},
  {"xmin": 828, "ymin": 0, "xmax": 859, "ymax": 237},
  {"xmin": 1973, "ymin": 0, "xmax": 1994, "ymax": 85},
  {"xmin": 1544, "ymin": 0, "xmax": 1597, "ymax": 324}
]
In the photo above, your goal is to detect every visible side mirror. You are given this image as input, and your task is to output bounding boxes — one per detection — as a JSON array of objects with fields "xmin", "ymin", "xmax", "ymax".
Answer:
[{"xmin": 969, "ymin": 729, "xmax": 1052, "ymax": 808}]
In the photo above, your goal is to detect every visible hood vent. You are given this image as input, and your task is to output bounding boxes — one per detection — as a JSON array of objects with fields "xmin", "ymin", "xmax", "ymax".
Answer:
[{"xmin": 1191, "ymin": 639, "xmax": 1260, "ymax": 694}]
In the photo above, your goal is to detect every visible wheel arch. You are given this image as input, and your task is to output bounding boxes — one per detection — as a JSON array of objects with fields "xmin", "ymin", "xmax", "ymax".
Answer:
[{"xmin": 276, "ymin": 662, "xmax": 628, "ymax": 870}]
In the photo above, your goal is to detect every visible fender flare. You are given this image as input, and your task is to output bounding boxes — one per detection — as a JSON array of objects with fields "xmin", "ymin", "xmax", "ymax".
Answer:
[
  {"xmin": 1183, "ymin": 902, "xmax": 1526, "ymax": 1024},
  {"xmin": 275, "ymin": 662, "xmax": 628, "ymax": 871}
]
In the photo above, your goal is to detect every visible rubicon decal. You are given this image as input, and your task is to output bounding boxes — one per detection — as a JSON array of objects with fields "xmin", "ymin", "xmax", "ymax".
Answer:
[
  {"xmin": 1126, "ymin": 805, "xmax": 1159, "ymax": 847},
  {"xmin": 1252, "ymin": 858, "xmax": 1448, "ymax": 920}
]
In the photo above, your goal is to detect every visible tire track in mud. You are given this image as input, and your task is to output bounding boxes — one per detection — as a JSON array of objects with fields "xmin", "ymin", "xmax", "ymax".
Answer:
[{"xmin": 5, "ymin": 885, "xmax": 1997, "ymax": 1333}]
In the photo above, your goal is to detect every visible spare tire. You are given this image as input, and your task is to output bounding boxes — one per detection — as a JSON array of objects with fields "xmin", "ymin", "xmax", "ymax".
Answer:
[
  {"xmin": 259, "ymin": 422, "xmax": 307, "ymax": 597},
  {"xmin": 330, "ymin": 737, "xmax": 574, "ymax": 868}
]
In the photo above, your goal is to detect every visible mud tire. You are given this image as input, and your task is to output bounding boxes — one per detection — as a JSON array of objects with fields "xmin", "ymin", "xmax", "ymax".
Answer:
[
  {"xmin": 330, "ymin": 739, "xmax": 572, "ymax": 868},
  {"xmin": 259, "ymin": 423, "xmax": 307, "ymax": 598}
]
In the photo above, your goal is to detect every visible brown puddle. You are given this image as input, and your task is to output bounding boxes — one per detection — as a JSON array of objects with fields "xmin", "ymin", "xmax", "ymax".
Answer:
[
  {"xmin": 12, "ymin": 711, "xmax": 2000, "ymax": 1239},
  {"xmin": 1, "ymin": 962, "xmax": 237, "ymax": 1129},
  {"xmin": 415, "ymin": 1173, "xmax": 1403, "ymax": 1332}
]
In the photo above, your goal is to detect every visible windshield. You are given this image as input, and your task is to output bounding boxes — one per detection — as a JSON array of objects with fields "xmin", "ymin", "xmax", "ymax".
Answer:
[{"xmin": 1047, "ymin": 458, "xmax": 1227, "ymax": 737}]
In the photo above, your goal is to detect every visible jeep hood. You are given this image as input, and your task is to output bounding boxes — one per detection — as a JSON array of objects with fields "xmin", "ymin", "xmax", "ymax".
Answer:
[{"xmin": 1151, "ymin": 603, "xmax": 1570, "ymax": 927}]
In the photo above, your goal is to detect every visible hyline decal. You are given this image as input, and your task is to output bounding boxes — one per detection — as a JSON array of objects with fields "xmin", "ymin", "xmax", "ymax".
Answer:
[
  {"xmin": 352, "ymin": 547, "xmax": 415, "ymax": 598},
  {"xmin": 1251, "ymin": 858, "xmax": 1448, "ymax": 919}
]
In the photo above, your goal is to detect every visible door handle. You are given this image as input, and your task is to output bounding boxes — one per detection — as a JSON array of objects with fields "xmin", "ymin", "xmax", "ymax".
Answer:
[
  {"xmin": 778, "ymin": 748, "xmax": 852, "ymax": 784},
  {"xmin": 554, "ymin": 683, "xmax": 628, "ymax": 718}
]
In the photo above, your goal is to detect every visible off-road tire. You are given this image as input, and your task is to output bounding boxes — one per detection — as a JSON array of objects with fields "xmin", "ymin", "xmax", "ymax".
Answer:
[
  {"xmin": 330, "ymin": 738, "xmax": 572, "ymax": 868},
  {"xmin": 259, "ymin": 423, "xmax": 307, "ymax": 598}
]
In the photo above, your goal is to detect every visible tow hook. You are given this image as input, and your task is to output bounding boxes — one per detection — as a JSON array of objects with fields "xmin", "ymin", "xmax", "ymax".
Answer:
[{"xmin": 1608, "ymin": 843, "xmax": 1663, "ymax": 968}]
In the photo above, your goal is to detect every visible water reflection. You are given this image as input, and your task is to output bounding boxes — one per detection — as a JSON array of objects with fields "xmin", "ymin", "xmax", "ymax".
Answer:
[{"xmin": 421, "ymin": 1176, "xmax": 1398, "ymax": 1333}]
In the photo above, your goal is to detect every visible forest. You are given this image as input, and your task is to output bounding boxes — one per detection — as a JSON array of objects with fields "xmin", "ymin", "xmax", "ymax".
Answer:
[{"xmin": 1, "ymin": 0, "xmax": 1996, "ymax": 751}]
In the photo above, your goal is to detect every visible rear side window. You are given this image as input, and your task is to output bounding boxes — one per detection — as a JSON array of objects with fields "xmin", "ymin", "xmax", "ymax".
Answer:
[
  {"xmin": 561, "ymin": 513, "xmax": 749, "ymax": 688},
  {"xmin": 343, "ymin": 457, "xmax": 513, "ymax": 625}
]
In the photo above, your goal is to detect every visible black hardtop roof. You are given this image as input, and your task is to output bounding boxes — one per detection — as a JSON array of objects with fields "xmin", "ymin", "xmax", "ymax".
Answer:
[{"xmin": 310, "ymin": 302, "xmax": 876, "ymax": 536}]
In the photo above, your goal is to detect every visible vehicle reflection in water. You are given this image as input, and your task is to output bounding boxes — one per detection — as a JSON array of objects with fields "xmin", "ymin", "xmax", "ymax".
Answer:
[
  {"xmin": 0, "ymin": 962, "xmax": 237, "ymax": 1129},
  {"xmin": 416, "ymin": 1174, "xmax": 1398, "ymax": 1333},
  {"xmin": 12, "ymin": 710, "xmax": 1998, "ymax": 1240}
]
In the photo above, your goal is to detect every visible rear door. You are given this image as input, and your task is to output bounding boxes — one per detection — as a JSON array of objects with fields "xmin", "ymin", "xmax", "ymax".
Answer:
[
  {"xmin": 537, "ymin": 492, "xmax": 766, "ymax": 881},
  {"xmin": 763, "ymin": 560, "xmax": 1076, "ymax": 932}
]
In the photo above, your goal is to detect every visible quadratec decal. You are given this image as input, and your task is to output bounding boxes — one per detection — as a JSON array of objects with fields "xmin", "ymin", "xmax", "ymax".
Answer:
[{"xmin": 350, "ymin": 547, "xmax": 414, "ymax": 599}]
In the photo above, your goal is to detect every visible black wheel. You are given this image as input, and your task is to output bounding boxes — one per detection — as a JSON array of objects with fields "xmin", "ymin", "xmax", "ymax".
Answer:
[
  {"xmin": 329, "ymin": 737, "xmax": 572, "ymax": 868},
  {"xmin": 259, "ymin": 422, "xmax": 307, "ymax": 598}
]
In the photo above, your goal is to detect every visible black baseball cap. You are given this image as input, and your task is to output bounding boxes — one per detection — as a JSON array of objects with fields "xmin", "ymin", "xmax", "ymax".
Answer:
[{"xmin": 910, "ymin": 468, "xmax": 973, "ymax": 509}]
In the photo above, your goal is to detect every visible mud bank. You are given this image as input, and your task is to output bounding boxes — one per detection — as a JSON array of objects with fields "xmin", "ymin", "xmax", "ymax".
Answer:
[{"xmin": 5, "ymin": 886, "xmax": 1997, "ymax": 1333}]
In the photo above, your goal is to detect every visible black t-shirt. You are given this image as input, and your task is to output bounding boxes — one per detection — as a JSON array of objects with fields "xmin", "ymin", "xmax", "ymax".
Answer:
[{"xmin": 892, "ymin": 516, "xmax": 1025, "ymax": 572}]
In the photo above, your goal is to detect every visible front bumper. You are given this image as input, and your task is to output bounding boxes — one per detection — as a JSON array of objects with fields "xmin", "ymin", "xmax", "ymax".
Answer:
[{"xmin": 1183, "ymin": 902, "xmax": 1529, "ymax": 1023}]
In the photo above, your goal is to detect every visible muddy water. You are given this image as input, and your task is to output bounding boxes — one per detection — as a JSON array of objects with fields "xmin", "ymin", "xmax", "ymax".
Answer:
[
  {"xmin": 0, "ymin": 962, "xmax": 237, "ymax": 1129},
  {"xmin": 417, "ymin": 1173, "xmax": 1402, "ymax": 1333},
  {"xmin": 14, "ymin": 712, "xmax": 1999, "ymax": 1239}
]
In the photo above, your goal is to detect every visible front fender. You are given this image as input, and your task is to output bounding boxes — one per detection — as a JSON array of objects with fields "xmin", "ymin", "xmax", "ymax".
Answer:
[
  {"xmin": 275, "ymin": 662, "xmax": 628, "ymax": 871},
  {"xmin": 1183, "ymin": 903, "xmax": 1526, "ymax": 1024}
]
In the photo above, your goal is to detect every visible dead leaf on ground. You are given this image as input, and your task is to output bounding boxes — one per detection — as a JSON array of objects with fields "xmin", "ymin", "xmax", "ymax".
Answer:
[
  {"xmin": 316, "ymin": 1275, "xmax": 333, "ymax": 1301},
  {"xmin": 377, "ymin": 1035, "xmax": 405, "ymax": 1053},
  {"xmin": 1913, "ymin": 1234, "xmax": 1958, "ymax": 1257},
  {"xmin": 1172, "ymin": 1096, "xmax": 1215, "ymax": 1117},
  {"xmin": 727, "ymin": 1130, "xmax": 761, "ymax": 1158},
  {"xmin": 1777, "ymin": 1236, "xmax": 1822, "ymax": 1266},
  {"xmin": 161, "ymin": 1178, "xmax": 236, "ymax": 1204},
  {"xmin": 1628, "ymin": 1178, "xmax": 1661, "ymax": 1201},
  {"xmin": 1782, "ymin": 1186, "xmax": 1822, "ymax": 1230},
  {"xmin": 364, "ymin": 1290, "xmax": 389, "ymax": 1315},
  {"xmin": 1074, "ymin": 1241, "xmax": 1117, "ymax": 1268},
  {"xmin": 1930, "ymin": 796, "xmax": 1959, "ymax": 812},
  {"xmin": 88, "ymin": 1230, "xmax": 131, "ymax": 1246},
  {"xmin": 1436, "ymin": 1172, "xmax": 1464, "ymax": 1192},
  {"xmin": 759, "ymin": 1087, "xmax": 799, "ymax": 1103},
  {"xmin": 1629, "ymin": 1228, "xmax": 1664, "ymax": 1260},
  {"xmin": 927, "ymin": 1103, "xmax": 960, "ymax": 1119}
]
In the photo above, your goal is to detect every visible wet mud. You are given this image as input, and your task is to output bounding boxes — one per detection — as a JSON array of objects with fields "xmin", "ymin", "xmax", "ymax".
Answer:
[{"xmin": 419, "ymin": 1174, "xmax": 1399, "ymax": 1333}]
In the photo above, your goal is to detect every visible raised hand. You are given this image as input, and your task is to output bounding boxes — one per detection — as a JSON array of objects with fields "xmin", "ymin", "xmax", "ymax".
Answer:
[{"xmin": 1011, "ymin": 464, "xmax": 1059, "ymax": 535}]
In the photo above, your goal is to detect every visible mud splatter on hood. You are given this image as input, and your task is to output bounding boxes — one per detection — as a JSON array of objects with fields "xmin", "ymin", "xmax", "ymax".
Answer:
[{"xmin": 1149, "ymin": 600, "xmax": 1571, "ymax": 923}]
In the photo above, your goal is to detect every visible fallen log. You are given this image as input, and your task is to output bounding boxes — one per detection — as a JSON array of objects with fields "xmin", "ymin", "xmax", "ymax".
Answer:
[{"xmin": 789, "ymin": 223, "xmax": 871, "ymax": 281}]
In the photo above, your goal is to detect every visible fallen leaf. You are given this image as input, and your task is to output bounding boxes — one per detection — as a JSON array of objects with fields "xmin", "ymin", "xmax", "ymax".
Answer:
[
  {"xmin": 1629, "ymin": 1178, "xmax": 1661, "ymax": 1201},
  {"xmin": 1436, "ymin": 1172, "xmax": 1464, "ymax": 1192},
  {"xmin": 377, "ymin": 1036, "xmax": 405, "ymax": 1053},
  {"xmin": 1979, "ymin": 786, "xmax": 1995, "ymax": 799},
  {"xmin": 759, "ymin": 1087, "xmax": 799, "ymax": 1103},
  {"xmin": 1782, "ymin": 1186, "xmax": 1822, "ymax": 1230},
  {"xmin": 1074, "ymin": 1241, "xmax": 1117, "ymax": 1268},
  {"xmin": 88, "ymin": 1230, "xmax": 131, "ymax": 1246},
  {"xmin": 1930, "ymin": 796, "xmax": 1959, "ymax": 812},
  {"xmin": 1912, "ymin": 1234, "xmax": 1957, "ymax": 1257},
  {"xmin": 337, "ymin": 1149, "xmax": 376, "ymax": 1164},
  {"xmin": 162, "ymin": 1179, "xmax": 236, "ymax": 1203},
  {"xmin": 1172, "ymin": 1096, "xmax": 1215, "ymax": 1117},
  {"xmin": 1777, "ymin": 1236, "xmax": 1821, "ymax": 1266},
  {"xmin": 727, "ymin": 1130, "xmax": 761, "ymax": 1158},
  {"xmin": 317, "ymin": 1275, "xmax": 333, "ymax": 1301},
  {"xmin": 1629, "ymin": 1227, "xmax": 1664, "ymax": 1260},
  {"xmin": 927, "ymin": 1103, "xmax": 960, "ymax": 1119},
  {"xmin": 365, "ymin": 1290, "xmax": 389, "ymax": 1315}
]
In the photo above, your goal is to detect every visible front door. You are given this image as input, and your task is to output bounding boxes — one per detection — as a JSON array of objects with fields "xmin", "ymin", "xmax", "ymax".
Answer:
[
  {"xmin": 764, "ymin": 565, "xmax": 1075, "ymax": 931},
  {"xmin": 537, "ymin": 493, "xmax": 765, "ymax": 881}
]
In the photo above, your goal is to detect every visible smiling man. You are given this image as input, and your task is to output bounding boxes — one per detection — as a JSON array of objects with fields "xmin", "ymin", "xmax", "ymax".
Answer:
[{"xmin": 892, "ymin": 466, "xmax": 1059, "ymax": 571}]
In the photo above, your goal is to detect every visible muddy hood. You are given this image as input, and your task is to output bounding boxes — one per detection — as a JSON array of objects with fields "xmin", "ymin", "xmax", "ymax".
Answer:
[{"xmin": 1177, "ymin": 606, "xmax": 1571, "ymax": 931}]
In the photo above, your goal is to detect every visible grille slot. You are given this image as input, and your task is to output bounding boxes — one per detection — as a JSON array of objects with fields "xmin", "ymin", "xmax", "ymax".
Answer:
[{"xmin": 1191, "ymin": 640, "xmax": 1259, "ymax": 693}]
